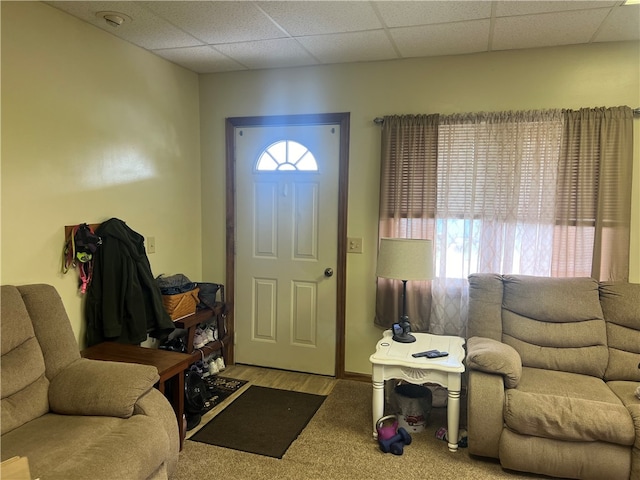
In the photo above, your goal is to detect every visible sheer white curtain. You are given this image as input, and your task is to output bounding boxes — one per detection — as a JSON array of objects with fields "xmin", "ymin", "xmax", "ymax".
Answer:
[{"xmin": 430, "ymin": 110, "xmax": 563, "ymax": 335}]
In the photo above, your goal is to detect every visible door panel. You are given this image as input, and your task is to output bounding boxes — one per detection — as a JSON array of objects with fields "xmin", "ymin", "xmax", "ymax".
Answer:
[
  {"xmin": 293, "ymin": 183, "xmax": 318, "ymax": 259},
  {"xmin": 254, "ymin": 278, "xmax": 276, "ymax": 341},
  {"xmin": 291, "ymin": 281, "xmax": 316, "ymax": 345},
  {"xmin": 234, "ymin": 124, "xmax": 339, "ymax": 375},
  {"xmin": 254, "ymin": 182, "xmax": 278, "ymax": 257}
]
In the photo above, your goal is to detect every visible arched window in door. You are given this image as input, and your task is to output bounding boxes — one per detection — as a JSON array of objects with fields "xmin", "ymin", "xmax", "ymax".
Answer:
[{"xmin": 255, "ymin": 140, "xmax": 318, "ymax": 171}]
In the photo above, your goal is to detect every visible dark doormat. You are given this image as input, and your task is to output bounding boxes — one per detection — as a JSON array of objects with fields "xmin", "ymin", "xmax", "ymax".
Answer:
[{"xmin": 190, "ymin": 385, "xmax": 326, "ymax": 458}]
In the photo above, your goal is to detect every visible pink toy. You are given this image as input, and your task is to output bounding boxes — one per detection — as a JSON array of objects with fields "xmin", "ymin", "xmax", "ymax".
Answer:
[{"xmin": 376, "ymin": 415, "xmax": 399, "ymax": 441}]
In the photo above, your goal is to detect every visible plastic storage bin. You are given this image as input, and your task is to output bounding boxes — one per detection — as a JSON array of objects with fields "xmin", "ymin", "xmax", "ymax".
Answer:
[{"xmin": 394, "ymin": 383, "xmax": 433, "ymax": 433}]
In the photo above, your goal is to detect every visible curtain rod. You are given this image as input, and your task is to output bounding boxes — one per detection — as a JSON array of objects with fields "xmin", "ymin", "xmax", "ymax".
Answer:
[{"xmin": 374, "ymin": 108, "xmax": 640, "ymax": 124}]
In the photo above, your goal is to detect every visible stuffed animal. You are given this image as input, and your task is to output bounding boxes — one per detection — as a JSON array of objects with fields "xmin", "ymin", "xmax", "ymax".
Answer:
[{"xmin": 636, "ymin": 385, "xmax": 640, "ymax": 400}]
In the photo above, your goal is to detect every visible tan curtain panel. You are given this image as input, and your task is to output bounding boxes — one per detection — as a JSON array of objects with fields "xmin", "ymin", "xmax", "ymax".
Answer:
[
  {"xmin": 555, "ymin": 107, "xmax": 633, "ymax": 281},
  {"xmin": 375, "ymin": 114, "xmax": 438, "ymax": 331},
  {"xmin": 375, "ymin": 107, "xmax": 634, "ymax": 335}
]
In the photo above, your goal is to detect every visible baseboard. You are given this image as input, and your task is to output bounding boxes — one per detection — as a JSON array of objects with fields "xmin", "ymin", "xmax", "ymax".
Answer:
[{"xmin": 341, "ymin": 371, "xmax": 371, "ymax": 382}]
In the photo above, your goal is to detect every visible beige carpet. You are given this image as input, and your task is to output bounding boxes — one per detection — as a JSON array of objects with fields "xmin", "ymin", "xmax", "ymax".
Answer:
[{"xmin": 171, "ymin": 379, "xmax": 546, "ymax": 480}]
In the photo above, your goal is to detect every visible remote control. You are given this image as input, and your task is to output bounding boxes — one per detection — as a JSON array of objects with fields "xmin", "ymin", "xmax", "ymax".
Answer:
[
  {"xmin": 412, "ymin": 350, "xmax": 449, "ymax": 358},
  {"xmin": 427, "ymin": 351, "xmax": 448, "ymax": 358},
  {"xmin": 411, "ymin": 349, "xmax": 439, "ymax": 358}
]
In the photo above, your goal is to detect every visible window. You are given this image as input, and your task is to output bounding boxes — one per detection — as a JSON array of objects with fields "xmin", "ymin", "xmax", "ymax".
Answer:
[
  {"xmin": 434, "ymin": 115, "xmax": 562, "ymax": 279},
  {"xmin": 376, "ymin": 108, "xmax": 633, "ymax": 336},
  {"xmin": 255, "ymin": 140, "xmax": 318, "ymax": 171}
]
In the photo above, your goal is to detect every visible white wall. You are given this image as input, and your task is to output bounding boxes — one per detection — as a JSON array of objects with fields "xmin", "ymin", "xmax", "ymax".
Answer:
[
  {"xmin": 1, "ymin": 2, "xmax": 203, "ymax": 347},
  {"xmin": 199, "ymin": 41, "xmax": 640, "ymax": 374}
]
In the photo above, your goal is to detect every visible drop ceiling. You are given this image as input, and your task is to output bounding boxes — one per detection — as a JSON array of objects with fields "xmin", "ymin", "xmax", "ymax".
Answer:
[{"xmin": 47, "ymin": 1, "xmax": 640, "ymax": 74}]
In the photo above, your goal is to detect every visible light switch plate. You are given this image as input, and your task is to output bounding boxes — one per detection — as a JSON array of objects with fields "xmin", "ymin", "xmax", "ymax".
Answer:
[
  {"xmin": 147, "ymin": 236, "xmax": 156, "ymax": 254},
  {"xmin": 348, "ymin": 237, "xmax": 363, "ymax": 254}
]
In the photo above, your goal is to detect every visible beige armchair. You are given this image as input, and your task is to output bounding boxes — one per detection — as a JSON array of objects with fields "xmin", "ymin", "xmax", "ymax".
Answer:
[
  {"xmin": 466, "ymin": 274, "xmax": 639, "ymax": 480},
  {"xmin": 1, "ymin": 284, "xmax": 179, "ymax": 480}
]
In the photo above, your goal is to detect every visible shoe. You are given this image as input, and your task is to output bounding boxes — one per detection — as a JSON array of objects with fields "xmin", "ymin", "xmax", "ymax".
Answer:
[
  {"xmin": 215, "ymin": 356, "xmax": 226, "ymax": 371},
  {"xmin": 190, "ymin": 363, "xmax": 204, "ymax": 376},
  {"xmin": 208, "ymin": 358, "xmax": 219, "ymax": 376},
  {"xmin": 203, "ymin": 324, "xmax": 215, "ymax": 342},
  {"xmin": 186, "ymin": 413, "xmax": 201, "ymax": 431},
  {"xmin": 196, "ymin": 360, "xmax": 210, "ymax": 378},
  {"xmin": 159, "ymin": 336, "xmax": 186, "ymax": 353},
  {"xmin": 193, "ymin": 328, "xmax": 207, "ymax": 349}
]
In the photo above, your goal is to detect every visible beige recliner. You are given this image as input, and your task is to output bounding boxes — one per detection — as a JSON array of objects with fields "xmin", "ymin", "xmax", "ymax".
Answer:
[
  {"xmin": 466, "ymin": 274, "xmax": 639, "ymax": 480},
  {"xmin": 1, "ymin": 284, "xmax": 180, "ymax": 480}
]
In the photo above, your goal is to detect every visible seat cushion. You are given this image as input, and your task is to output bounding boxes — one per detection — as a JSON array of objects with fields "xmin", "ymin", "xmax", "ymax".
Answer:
[
  {"xmin": 499, "ymin": 429, "xmax": 632, "ymax": 480},
  {"xmin": 608, "ymin": 381, "xmax": 640, "ymax": 449},
  {"xmin": 0, "ymin": 413, "xmax": 170, "ymax": 480},
  {"xmin": 504, "ymin": 368, "xmax": 634, "ymax": 446}
]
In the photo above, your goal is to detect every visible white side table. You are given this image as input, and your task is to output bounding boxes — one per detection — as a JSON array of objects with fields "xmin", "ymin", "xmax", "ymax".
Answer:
[{"xmin": 370, "ymin": 330, "xmax": 466, "ymax": 452}]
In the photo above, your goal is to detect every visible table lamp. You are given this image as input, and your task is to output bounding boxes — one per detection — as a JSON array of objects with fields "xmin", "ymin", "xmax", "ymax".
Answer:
[{"xmin": 376, "ymin": 238, "xmax": 434, "ymax": 343}]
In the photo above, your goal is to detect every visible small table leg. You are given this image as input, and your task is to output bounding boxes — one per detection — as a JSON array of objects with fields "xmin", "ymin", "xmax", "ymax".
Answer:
[
  {"xmin": 372, "ymin": 378, "xmax": 385, "ymax": 439},
  {"xmin": 447, "ymin": 388, "xmax": 461, "ymax": 452},
  {"xmin": 172, "ymin": 373, "xmax": 186, "ymax": 450}
]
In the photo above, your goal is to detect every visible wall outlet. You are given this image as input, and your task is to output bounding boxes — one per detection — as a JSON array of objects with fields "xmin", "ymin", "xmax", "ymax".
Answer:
[
  {"xmin": 348, "ymin": 237, "xmax": 363, "ymax": 254},
  {"xmin": 147, "ymin": 236, "xmax": 156, "ymax": 254}
]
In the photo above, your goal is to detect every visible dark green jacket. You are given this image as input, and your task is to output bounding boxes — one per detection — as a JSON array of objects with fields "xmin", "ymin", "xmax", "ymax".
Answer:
[{"xmin": 86, "ymin": 218, "xmax": 174, "ymax": 346}]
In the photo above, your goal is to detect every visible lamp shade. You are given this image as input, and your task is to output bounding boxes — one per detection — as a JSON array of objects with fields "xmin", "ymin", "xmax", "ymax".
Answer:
[{"xmin": 376, "ymin": 238, "xmax": 434, "ymax": 281}]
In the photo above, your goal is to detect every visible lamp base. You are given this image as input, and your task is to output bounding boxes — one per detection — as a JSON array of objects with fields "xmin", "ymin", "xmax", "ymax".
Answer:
[
  {"xmin": 392, "ymin": 316, "xmax": 416, "ymax": 343},
  {"xmin": 392, "ymin": 332, "xmax": 416, "ymax": 343}
]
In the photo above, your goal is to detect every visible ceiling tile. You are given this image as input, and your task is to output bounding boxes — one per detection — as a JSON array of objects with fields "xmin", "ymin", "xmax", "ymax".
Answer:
[
  {"xmin": 257, "ymin": 1, "xmax": 382, "ymax": 36},
  {"xmin": 375, "ymin": 1, "xmax": 491, "ymax": 27},
  {"xmin": 153, "ymin": 46, "xmax": 247, "ymax": 74},
  {"xmin": 141, "ymin": 1, "xmax": 286, "ymax": 44},
  {"xmin": 390, "ymin": 19, "xmax": 490, "ymax": 58},
  {"xmin": 495, "ymin": 1, "xmax": 617, "ymax": 17},
  {"xmin": 492, "ymin": 9, "xmax": 611, "ymax": 50},
  {"xmin": 45, "ymin": 1, "xmax": 639, "ymax": 75},
  {"xmin": 594, "ymin": 5, "xmax": 640, "ymax": 42},
  {"xmin": 48, "ymin": 1, "xmax": 202, "ymax": 49},
  {"xmin": 297, "ymin": 31, "xmax": 399, "ymax": 64},
  {"xmin": 214, "ymin": 38, "xmax": 320, "ymax": 70}
]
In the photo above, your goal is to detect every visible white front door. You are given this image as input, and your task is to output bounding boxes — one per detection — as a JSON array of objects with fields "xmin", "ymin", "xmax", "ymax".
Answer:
[{"xmin": 234, "ymin": 123, "xmax": 340, "ymax": 375}]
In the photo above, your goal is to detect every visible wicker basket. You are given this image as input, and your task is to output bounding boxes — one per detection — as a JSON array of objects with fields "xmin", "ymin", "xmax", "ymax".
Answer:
[{"xmin": 162, "ymin": 287, "xmax": 200, "ymax": 320}]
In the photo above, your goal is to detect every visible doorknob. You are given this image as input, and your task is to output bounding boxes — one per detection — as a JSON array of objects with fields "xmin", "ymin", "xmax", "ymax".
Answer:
[{"xmin": 324, "ymin": 268, "xmax": 334, "ymax": 277}]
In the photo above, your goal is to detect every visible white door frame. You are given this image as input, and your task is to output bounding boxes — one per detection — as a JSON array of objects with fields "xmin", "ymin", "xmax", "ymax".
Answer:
[{"xmin": 225, "ymin": 113, "xmax": 350, "ymax": 378}]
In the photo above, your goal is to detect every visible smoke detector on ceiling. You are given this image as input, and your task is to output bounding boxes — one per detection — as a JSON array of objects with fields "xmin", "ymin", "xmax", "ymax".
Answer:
[{"xmin": 96, "ymin": 11, "xmax": 131, "ymax": 28}]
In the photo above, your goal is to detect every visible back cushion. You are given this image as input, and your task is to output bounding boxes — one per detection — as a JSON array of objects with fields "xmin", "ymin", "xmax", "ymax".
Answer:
[
  {"xmin": 501, "ymin": 275, "xmax": 608, "ymax": 378},
  {"xmin": 467, "ymin": 274, "xmax": 504, "ymax": 341},
  {"xmin": 1, "ymin": 286, "xmax": 49, "ymax": 434},
  {"xmin": 600, "ymin": 282, "xmax": 640, "ymax": 381}
]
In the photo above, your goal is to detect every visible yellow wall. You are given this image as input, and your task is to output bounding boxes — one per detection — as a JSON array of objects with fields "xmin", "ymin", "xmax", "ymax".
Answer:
[
  {"xmin": 199, "ymin": 41, "xmax": 640, "ymax": 374},
  {"xmin": 1, "ymin": 2, "xmax": 203, "ymax": 347},
  {"xmin": 2, "ymin": 2, "xmax": 638, "ymax": 374}
]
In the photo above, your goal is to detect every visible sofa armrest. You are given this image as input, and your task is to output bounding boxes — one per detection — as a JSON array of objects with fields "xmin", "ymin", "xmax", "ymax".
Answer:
[
  {"xmin": 467, "ymin": 370, "xmax": 505, "ymax": 458},
  {"xmin": 134, "ymin": 388, "xmax": 180, "ymax": 476},
  {"xmin": 49, "ymin": 358, "xmax": 159, "ymax": 418},
  {"xmin": 467, "ymin": 336, "xmax": 522, "ymax": 388}
]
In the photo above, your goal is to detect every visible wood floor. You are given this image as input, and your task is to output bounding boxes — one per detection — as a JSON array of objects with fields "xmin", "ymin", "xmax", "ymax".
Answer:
[
  {"xmin": 184, "ymin": 364, "xmax": 338, "ymax": 440},
  {"xmin": 223, "ymin": 364, "xmax": 338, "ymax": 395}
]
